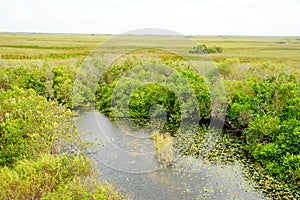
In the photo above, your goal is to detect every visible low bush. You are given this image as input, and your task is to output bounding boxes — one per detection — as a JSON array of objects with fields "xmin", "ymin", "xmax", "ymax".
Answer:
[
  {"xmin": 0, "ymin": 88, "xmax": 78, "ymax": 166},
  {"xmin": 95, "ymin": 58, "xmax": 211, "ymax": 134},
  {"xmin": 189, "ymin": 44, "xmax": 222, "ymax": 54},
  {"xmin": 0, "ymin": 153, "xmax": 123, "ymax": 200},
  {"xmin": 0, "ymin": 87, "xmax": 125, "ymax": 199},
  {"xmin": 226, "ymin": 72, "xmax": 300, "ymax": 192},
  {"xmin": 0, "ymin": 63, "xmax": 78, "ymax": 109}
]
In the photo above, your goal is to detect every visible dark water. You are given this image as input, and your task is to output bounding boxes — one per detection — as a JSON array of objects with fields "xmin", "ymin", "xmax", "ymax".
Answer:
[{"xmin": 77, "ymin": 110, "xmax": 266, "ymax": 200}]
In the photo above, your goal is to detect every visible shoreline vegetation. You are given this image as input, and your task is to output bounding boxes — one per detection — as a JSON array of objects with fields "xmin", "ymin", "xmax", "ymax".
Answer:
[{"xmin": 0, "ymin": 33, "xmax": 299, "ymax": 199}]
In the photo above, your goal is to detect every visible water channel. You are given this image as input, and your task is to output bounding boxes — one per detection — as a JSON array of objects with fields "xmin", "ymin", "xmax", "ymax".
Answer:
[{"xmin": 77, "ymin": 110, "xmax": 266, "ymax": 200}]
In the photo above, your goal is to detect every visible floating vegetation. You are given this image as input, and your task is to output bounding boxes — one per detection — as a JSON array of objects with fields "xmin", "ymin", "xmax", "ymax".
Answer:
[{"xmin": 150, "ymin": 131, "xmax": 174, "ymax": 165}]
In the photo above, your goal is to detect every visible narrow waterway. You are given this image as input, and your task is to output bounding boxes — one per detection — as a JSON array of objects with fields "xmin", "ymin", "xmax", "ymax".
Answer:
[{"xmin": 77, "ymin": 110, "xmax": 266, "ymax": 200}]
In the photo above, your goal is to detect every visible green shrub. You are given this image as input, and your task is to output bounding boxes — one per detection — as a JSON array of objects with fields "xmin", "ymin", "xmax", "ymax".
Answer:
[
  {"xmin": 95, "ymin": 58, "xmax": 211, "ymax": 134},
  {"xmin": 0, "ymin": 154, "xmax": 123, "ymax": 200},
  {"xmin": 216, "ymin": 58, "xmax": 244, "ymax": 80},
  {"xmin": 0, "ymin": 65, "xmax": 52, "ymax": 97},
  {"xmin": 189, "ymin": 44, "xmax": 222, "ymax": 54},
  {"xmin": 225, "ymin": 72, "xmax": 300, "ymax": 192},
  {"xmin": 52, "ymin": 65, "xmax": 77, "ymax": 108},
  {"xmin": 0, "ymin": 85, "xmax": 124, "ymax": 199},
  {"xmin": 0, "ymin": 88, "xmax": 77, "ymax": 166},
  {"xmin": 0, "ymin": 63, "xmax": 78, "ymax": 108}
]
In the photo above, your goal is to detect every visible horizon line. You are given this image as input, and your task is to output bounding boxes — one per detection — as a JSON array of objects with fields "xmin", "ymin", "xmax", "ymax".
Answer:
[{"xmin": 0, "ymin": 31, "xmax": 299, "ymax": 37}]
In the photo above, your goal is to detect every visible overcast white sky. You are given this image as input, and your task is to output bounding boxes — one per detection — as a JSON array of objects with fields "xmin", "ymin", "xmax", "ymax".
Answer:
[{"xmin": 0, "ymin": 0, "xmax": 299, "ymax": 36}]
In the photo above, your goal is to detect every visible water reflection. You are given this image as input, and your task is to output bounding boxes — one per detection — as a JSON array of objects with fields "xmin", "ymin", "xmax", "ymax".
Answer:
[{"xmin": 77, "ymin": 110, "xmax": 265, "ymax": 200}]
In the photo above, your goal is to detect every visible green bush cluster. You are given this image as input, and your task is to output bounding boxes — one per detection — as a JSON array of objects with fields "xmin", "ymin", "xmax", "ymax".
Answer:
[
  {"xmin": 189, "ymin": 44, "xmax": 223, "ymax": 54},
  {"xmin": 0, "ymin": 153, "xmax": 122, "ymax": 200},
  {"xmin": 226, "ymin": 72, "xmax": 300, "ymax": 191},
  {"xmin": 0, "ymin": 61, "xmax": 125, "ymax": 199},
  {"xmin": 0, "ymin": 61, "xmax": 102, "ymax": 110},
  {"xmin": 0, "ymin": 64, "xmax": 77, "ymax": 108},
  {"xmin": 0, "ymin": 88, "xmax": 76, "ymax": 165},
  {"xmin": 0, "ymin": 64, "xmax": 52, "ymax": 96},
  {"xmin": 95, "ymin": 58, "xmax": 211, "ymax": 134},
  {"xmin": 52, "ymin": 65, "xmax": 77, "ymax": 108}
]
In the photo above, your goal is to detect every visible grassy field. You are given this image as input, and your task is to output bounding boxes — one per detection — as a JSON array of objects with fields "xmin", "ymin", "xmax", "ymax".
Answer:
[
  {"xmin": 0, "ymin": 33, "xmax": 107, "ymax": 60},
  {"xmin": 194, "ymin": 36, "xmax": 300, "ymax": 66},
  {"xmin": 1, "ymin": 33, "xmax": 300, "ymax": 69}
]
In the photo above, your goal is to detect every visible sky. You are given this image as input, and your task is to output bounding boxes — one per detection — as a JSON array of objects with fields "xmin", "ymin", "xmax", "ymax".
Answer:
[{"xmin": 0, "ymin": 0, "xmax": 299, "ymax": 36}]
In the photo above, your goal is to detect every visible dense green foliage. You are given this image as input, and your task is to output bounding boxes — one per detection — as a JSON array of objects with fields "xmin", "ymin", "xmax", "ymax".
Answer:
[
  {"xmin": 52, "ymin": 65, "xmax": 76, "ymax": 108},
  {"xmin": 0, "ymin": 87, "xmax": 124, "ymax": 199},
  {"xmin": 226, "ymin": 72, "xmax": 300, "ymax": 191},
  {"xmin": 0, "ymin": 154, "xmax": 122, "ymax": 200},
  {"xmin": 0, "ymin": 61, "xmax": 124, "ymax": 199},
  {"xmin": 0, "ymin": 88, "xmax": 75, "ymax": 165},
  {"xmin": 95, "ymin": 58, "xmax": 211, "ymax": 134},
  {"xmin": 0, "ymin": 64, "xmax": 52, "ymax": 96},
  {"xmin": 189, "ymin": 44, "xmax": 223, "ymax": 54},
  {"xmin": 0, "ymin": 64, "xmax": 77, "ymax": 108}
]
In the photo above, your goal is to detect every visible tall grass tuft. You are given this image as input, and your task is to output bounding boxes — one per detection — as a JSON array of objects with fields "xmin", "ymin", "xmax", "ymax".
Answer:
[{"xmin": 150, "ymin": 131, "xmax": 173, "ymax": 165}]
